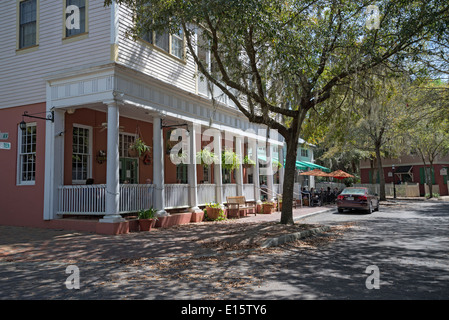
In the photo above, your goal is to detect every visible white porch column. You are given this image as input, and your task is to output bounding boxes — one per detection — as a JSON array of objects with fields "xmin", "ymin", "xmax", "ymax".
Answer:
[
  {"xmin": 279, "ymin": 143, "xmax": 285, "ymax": 194},
  {"xmin": 101, "ymin": 101, "xmax": 124, "ymax": 223},
  {"xmin": 188, "ymin": 123, "xmax": 201, "ymax": 212},
  {"xmin": 253, "ymin": 139, "xmax": 261, "ymax": 203},
  {"xmin": 235, "ymin": 135, "xmax": 244, "ymax": 196},
  {"xmin": 213, "ymin": 130, "xmax": 223, "ymax": 205},
  {"xmin": 153, "ymin": 116, "xmax": 168, "ymax": 216},
  {"xmin": 266, "ymin": 143, "xmax": 275, "ymax": 202},
  {"xmin": 43, "ymin": 108, "xmax": 65, "ymax": 220}
]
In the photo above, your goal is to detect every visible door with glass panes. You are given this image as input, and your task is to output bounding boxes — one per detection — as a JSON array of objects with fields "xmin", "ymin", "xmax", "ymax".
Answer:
[{"xmin": 119, "ymin": 133, "xmax": 139, "ymax": 184}]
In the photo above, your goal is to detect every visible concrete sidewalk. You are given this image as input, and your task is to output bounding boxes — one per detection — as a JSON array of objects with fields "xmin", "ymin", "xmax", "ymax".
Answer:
[{"xmin": 0, "ymin": 205, "xmax": 335, "ymax": 264}]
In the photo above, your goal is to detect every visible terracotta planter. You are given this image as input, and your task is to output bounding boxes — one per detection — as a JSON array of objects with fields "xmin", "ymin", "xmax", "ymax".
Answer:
[
  {"xmin": 139, "ymin": 218, "xmax": 156, "ymax": 231},
  {"xmin": 262, "ymin": 203, "xmax": 275, "ymax": 214},
  {"xmin": 206, "ymin": 207, "xmax": 224, "ymax": 220}
]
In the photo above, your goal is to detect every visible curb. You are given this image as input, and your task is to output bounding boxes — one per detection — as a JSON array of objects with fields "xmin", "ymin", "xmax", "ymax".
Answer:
[
  {"xmin": 260, "ymin": 226, "xmax": 332, "ymax": 248},
  {"xmin": 293, "ymin": 207, "xmax": 337, "ymax": 221}
]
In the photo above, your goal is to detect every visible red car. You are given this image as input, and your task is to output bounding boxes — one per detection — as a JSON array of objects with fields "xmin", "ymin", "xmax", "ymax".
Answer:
[{"xmin": 336, "ymin": 187, "xmax": 379, "ymax": 214}]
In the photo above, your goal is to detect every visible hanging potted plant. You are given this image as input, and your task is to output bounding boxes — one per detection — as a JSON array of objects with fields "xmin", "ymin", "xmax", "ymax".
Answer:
[
  {"xmin": 196, "ymin": 148, "xmax": 219, "ymax": 167},
  {"xmin": 222, "ymin": 148, "xmax": 240, "ymax": 171},
  {"xmin": 138, "ymin": 208, "xmax": 158, "ymax": 231},
  {"xmin": 129, "ymin": 137, "xmax": 151, "ymax": 158},
  {"xmin": 242, "ymin": 155, "xmax": 256, "ymax": 168},
  {"xmin": 272, "ymin": 160, "xmax": 283, "ymax": 171}
]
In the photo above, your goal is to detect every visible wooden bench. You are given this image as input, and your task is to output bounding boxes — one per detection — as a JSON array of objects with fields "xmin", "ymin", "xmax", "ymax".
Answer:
[{"xmin": 225, "ymin": 196, "xmax": 257, "ymax": 218}]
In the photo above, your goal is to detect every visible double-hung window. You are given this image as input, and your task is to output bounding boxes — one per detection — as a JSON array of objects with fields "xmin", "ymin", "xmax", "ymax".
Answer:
[
  {"xmin": 72, "ymin": 125, "xmax": 92, "ymax": 184},
  {"xmin": 18, "ymin": 0, "xmax": 38, "ymax": 49},
  {"xmin": 65, "ymin": 0, "xmax": 87, "ymax": 38},
  {"xmin": 141, "ymin": 26, "xmax": 184, "ymax": 60},
  {"xmin": 17, "ymin": 123, "xmax": 37, "ymax": 185}
]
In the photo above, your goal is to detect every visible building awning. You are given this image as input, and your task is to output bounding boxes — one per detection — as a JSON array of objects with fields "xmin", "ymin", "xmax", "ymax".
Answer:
[
  {"xmin": 298, "ymin": 161, "xmax": 330, "ymax": 172},
  {"xmin": 394, "ymin": 165, "xmax": 413, "ymax": 174}
]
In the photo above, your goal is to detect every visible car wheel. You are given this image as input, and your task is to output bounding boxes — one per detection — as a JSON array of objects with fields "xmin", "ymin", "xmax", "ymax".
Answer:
[
  {"xmin": 367, "ymin": 201, "xmax": 373, "ymax": 214},
  {"xmin": 338, "ymin": 208, "xmax": 344, "ymax": 213}
]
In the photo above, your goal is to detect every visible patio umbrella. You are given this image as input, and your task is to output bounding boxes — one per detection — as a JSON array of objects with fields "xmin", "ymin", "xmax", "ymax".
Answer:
[
  {"xmin": 299, "ymin": 168, "xmax": 331, "ymax": 177},
  {"xmin": 327, "ymin": 170, "xmax": 355, "ymax": 180}
]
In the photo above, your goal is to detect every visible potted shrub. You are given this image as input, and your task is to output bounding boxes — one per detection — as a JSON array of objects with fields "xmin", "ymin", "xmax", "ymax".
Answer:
[
  {"xmin": 262, "ymin": 202, "xmax": 276, "ymax": 214},
  {"xmin": 196, "ymin": 148, "xmax": 219, "ymax": 167},
  {"xmin": 138, "ymin": 207, "xmax": 158, "ymax": 231},
  {"xmin": 242, "ymin": 155, "xmax": 256, "ymax": 168},
  {"xmin": 204, "ymin": 202, "xmax": 226, "ymax": 221},
  {"xmin": 222, "ymin": 148, "xmax": 240, "ymax": 171},
  {"xmin": 129, "ymin": 138, "xmax": 151, "ymax": 158}
]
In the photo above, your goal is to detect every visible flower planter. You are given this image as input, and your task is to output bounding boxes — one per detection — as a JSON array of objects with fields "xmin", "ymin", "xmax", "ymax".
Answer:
[
  {"xmin": 139, "ymin": 218, "xmax": 156, "ymax": 231},
  {"xmin": 206, "ymin": 207, "xmax": 222, "ymax": 220},
  {"xmin": 262, "ymin": 203, "xmax": 275, "ymax": 214}
]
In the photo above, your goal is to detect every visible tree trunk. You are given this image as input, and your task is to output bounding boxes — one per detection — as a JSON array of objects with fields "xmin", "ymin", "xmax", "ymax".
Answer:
[
  {"xmin": 375, "ymin": 145, "xmax": 386, "ymax": 201},
  {"xmin": 427, "ymin": 163, "xmax": 434, "ymax": 198},
  {"xmin": 280, "ymin": 136, "xmax": 298, "ymax": 225}
]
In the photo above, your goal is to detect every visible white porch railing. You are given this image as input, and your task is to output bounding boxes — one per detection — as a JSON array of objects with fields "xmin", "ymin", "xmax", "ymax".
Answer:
[
  {"xmin": 164, "ymin": 184, "xmax": 189, "ymax": 208},
  {"xmin": 58, "ymin": 184, "xmax": 154, "ymax": 215},
  {"xmin": 243, "ymin": 184, "xmax": 255, "ymax": 201},
  {"xmin": 223, "ymin": 183, "xmax": 237, "ymax": 201},
  {"xmin": 120, "ymin": 184, "xmax": 154, "ymax": 213},
  {"xmin": 198, "ymin": 184, "xmax": 216, "ymax": 205}
]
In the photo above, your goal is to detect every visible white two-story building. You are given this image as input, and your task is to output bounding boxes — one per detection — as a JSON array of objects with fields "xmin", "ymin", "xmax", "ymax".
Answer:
[{"xmin": 0, "ymin": 0, "xmax": 292, "ymax": 234}]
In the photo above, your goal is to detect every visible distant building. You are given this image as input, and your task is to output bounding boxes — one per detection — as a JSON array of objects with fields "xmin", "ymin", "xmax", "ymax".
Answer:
[{"xmin": 359, "ymin": 154, "xmax": 449, "ymax": 196}]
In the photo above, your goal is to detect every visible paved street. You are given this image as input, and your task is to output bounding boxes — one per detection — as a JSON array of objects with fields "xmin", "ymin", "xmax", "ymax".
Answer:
[{"xmin": 0, "ymin": 200, "xmax": 448, "ymax": 301}]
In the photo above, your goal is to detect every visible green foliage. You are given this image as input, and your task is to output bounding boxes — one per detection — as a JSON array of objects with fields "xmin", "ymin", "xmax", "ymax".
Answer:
[
  {"xmin": 204, "ymin": 203, "xmax": 227, "ymax": 221},
  {"xmin": 243, "ymin": 155, "xmax": 256, "ymax": 166},
  {"xmin": 130, "ymin": 138, "xmax": 151, "ymax": 157},
  {"xmin": 138, "ymin": 207, "xmax": 158, "ymax": 220},
  {"xmin": 221, "ymin": 148, "xmax": 240, "ymax": 171},
  {"xmin": 196, "ymin": 148, "xmax": 219, "ymax": 167}
]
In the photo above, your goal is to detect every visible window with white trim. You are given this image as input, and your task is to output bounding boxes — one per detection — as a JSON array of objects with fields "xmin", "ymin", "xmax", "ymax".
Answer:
[
  {"xmin": 119, "ymin": 133, "xmax": 137, "ymax": 158},
  {"xmin": 18, "ymin": 0, "xmax": 38, "ymax": 49},
  {"xmin": 72, "ymin": 125, "xmax": 91, "ymax": 183},
  {"xmin": 301, "ymin": 148, "xmax": 309, "ymax": 157},
  {"xmin": 140, "ymin": 26, "xmax": 184, "ymax": 60},
  {"xmin": 18, "ymin": 123, "xmax": 37, "ymax": 184},
  {"xmin": 65, "ymin": 0, "xmax": 87, "ymax": 38}
]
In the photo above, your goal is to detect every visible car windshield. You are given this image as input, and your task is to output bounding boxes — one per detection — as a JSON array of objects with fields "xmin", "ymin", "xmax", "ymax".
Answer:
[{"xmin": 341, "ymin": 188, "xmax": 366, "ymax": 195}]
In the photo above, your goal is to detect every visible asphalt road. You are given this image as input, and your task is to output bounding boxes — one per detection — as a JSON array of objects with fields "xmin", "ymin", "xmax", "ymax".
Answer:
[{"xmin": 1, "ymin": 200, "xmax": 448, "ymax": 302}]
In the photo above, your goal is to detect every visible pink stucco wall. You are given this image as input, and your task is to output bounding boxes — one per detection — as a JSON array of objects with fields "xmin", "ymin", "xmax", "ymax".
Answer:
[{"xmin": 0, "ymin": 103, "xmax": 46, "ymax": 227}]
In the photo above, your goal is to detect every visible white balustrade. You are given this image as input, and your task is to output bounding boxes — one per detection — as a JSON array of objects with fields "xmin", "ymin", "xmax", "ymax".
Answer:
[
  {"xmin": 120, "ymin": 184, "xmax": 154, "ymax": 213},
  {"xmin": 58, "ymin": 184, "xmax": 155, "ymax": 215},
  {"xmin": 58, "ymin": 184, "xmax": 106, "ymax": 214},
  {"xmin": 222, "ymin": 183, "xmax": 237, "ymax": 201},
  {"xmin": 243, "ymin": 184, "xmax": 255, "ymax": 201},
  {"xmin": 197, "ymin": 184, "xmax": 216, "ymax": 205},
  {"xmin": 164, "ymin": 184, "xmax": 190, "ymax": 208}
]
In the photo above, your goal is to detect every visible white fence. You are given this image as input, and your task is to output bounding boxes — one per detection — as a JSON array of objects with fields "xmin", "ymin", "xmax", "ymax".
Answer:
[
  {"xmin": 243, "ymin": 184, "xmax": 255, "ymax": 201},
  {"xmin": 58, "ymin": 184, "xmax": 155, "ymax": 214},
  {"xmin": 58, "ymin": 184, "xmax": 106, "ymax": 214},
  {"xmin": 164, "ymin": 184, "xmax": 189, "ymax": 208},
  {"xmin": 354, "ymin": 183, "xmax": 420, "ymax": 197},
  {"xmin": 58, "ymin": 182, "xmax": 259, "ymax": 215},
  {"xmin": 222, "ymin": 183, "xmax": 238, "ymax": 200},
  {"xmin": 198, "ymin": 184, "xmax": 216, "ymax": 205}
]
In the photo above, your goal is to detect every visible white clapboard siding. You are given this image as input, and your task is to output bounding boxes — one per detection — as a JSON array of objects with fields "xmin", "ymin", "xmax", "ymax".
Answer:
[
  {"xmin": 117, "ymin": 5, "xmax": 197, "ymax": 95},
  {"xmin": 0, "ymin": 1, "xmax": 111, "ymax": 109}
]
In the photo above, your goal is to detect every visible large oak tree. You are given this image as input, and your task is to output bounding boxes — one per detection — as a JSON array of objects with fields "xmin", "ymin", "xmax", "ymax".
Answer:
[{"xmin": 105, "ymin": 0, "xmax": 449, "ymax": 224}]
